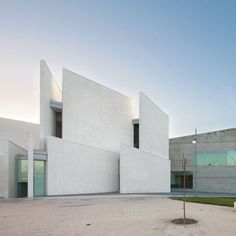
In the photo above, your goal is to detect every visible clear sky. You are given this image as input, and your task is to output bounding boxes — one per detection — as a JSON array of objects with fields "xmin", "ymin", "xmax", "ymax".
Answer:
[{"xmin": 0, "ymin": 0, "xmax": 235, "ymax": 137}]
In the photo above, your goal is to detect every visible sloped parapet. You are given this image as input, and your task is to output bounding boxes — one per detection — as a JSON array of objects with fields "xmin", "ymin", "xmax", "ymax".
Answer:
[
  {"xmin": 139, "ymin": 92, "xmax": 169, "ymax": 158},
  {"xmin": 120, "ymin": 144, "xmax": 170, "ymax": 193},
  {"xmin": 62, "ymin": 69, "xmax": 133, "ymax": 153},
  {"xmin": 47, "ymin": 136, "xmax": 119, "ymax": 195}
]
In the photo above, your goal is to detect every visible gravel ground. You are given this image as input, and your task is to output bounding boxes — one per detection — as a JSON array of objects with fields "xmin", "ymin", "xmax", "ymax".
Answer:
[{"xmin": 0, "ymin": 196, "xmax": 236, "ymax": 236}]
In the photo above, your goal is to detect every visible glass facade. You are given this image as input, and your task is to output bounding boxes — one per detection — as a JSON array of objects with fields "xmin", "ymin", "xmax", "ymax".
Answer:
[
  {"xmin": 16, "ymin": 159, "xmax": 28, "ymax": 197},
  {"xmin": 171, "ymin": 171, "xmax": 193, "ymax": 189},
  {"xmin": 16, "ymin": 159, "xmax": 45, "ymax": 197},
  {"xmin": 34, "ymin": 161, "xmax": 45, "ymax": 197},
  {"xmin": 196, "ymin": 151, "xmax": 236, "ymax": 166}
]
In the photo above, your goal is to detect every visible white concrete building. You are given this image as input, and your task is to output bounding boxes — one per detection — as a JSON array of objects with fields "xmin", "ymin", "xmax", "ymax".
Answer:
[
  {"xmin": 0, "ymin": 118, "xmax": 39, "ymax": 198},
  {"xmin": 0, "ymin": 60, "xmax": 170, "ymax": 198}
]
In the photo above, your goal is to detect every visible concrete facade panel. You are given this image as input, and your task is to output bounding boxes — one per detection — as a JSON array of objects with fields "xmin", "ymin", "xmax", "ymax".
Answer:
[
  {"xmin": 139, "ymin": 92, "xmax": 169, "ymax": 158},
  {"xmin": 47, "ymin": 136, "xmax": 119, "ymax": 195},
  {"xmin": 197, "ymin": 177, "xmax": 236, "ymax": 193},
  {"xmin": 120, "ymin": 144, "xmax": 170, "ymax": 193},
  {"xmin": 197, "ymin": 166, "xmax": 236, "ymax": 178},
  {"xmin": 62, "ymin": 69, "xmax": 133, "ymax": 153},
  {"xmin": 0, "ymin": 117, "xmax": 39, "ymax": 150},
  {"xmin": 40, "ymin": 60, "xmax": 62, "ymax": 149}
]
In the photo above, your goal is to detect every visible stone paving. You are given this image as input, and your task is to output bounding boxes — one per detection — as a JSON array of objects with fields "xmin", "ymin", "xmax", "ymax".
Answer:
[{"xmin": 0, "ymin": 196, "xmax": 236, "ymax": 236}]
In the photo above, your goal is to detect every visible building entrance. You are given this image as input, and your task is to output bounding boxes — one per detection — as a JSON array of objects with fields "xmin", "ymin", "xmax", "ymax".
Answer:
[{"xmin": 16, "ymin": 159, "xmax": 46, "ymax": 197}]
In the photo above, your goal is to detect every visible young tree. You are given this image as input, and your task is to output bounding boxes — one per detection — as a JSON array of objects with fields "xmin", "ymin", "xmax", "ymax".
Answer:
[{"xmin": 182, "ymin": 155, "xmax": 187, "ymax": 223}]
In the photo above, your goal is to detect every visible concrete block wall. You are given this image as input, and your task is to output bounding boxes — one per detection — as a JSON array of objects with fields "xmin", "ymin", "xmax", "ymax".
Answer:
[{"xmin": 170, "ymin": 128, "xmax": 236, "ymax": 193}]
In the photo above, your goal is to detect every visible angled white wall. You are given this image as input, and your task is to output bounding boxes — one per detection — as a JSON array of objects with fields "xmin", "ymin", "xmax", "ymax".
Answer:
[
  {"xmin": 0, "ymin": 118, "xmax": 39, "ymax": 198},
  {"xmin": 0, "ymin": 117, "xmax": 39, "ymax": 150},
  {"xmin": 62, "ymin": 69, "xmax": 133, "ymax": 153},
  {"xmin": 40, "ymin": 60, "xmax": 62, "ymax": 149},
  {"xmin": 8, "ymin": 142, "xmax": 27, "ymax": 198},
  {"xmin": 120, "ymin": 144, "xmax": 170, "ymax": 193},
  {"xmin": 46, "ymin": 136, "xmax": 119, "ymax": 195},
  {"xmin": 139, "ymin": 92, "xmax": 169, "ymax": 158}
]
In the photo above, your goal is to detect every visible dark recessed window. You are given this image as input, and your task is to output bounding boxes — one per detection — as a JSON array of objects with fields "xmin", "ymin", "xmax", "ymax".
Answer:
[
  {"xmin": 171, "ymin": 171, "xmax": 193, "ymax": 189},
  {"xmin": 56, "ymin": 112, "xmax": 62, "ymax": 138},
  {"xmin": 133, "ymin": 123, "xmax": 139, "ymax": 148}
]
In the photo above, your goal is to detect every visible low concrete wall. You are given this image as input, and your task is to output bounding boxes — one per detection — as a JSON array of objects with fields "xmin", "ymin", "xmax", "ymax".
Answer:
[
  {"xmin": 46, "ymin": 137, "xmax": 119, "ymax": 195},
  {"xmin": 120, "ymin": 144, "xmax": 170, "ymax": 193}
]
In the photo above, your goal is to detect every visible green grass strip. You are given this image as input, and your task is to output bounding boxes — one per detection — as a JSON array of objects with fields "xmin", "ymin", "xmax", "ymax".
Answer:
[{"xmin": 171, "ymin": 197, "xmax": 236, "ymax": 207}]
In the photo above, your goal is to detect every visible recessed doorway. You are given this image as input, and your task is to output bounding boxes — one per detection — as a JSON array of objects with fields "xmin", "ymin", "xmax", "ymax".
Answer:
[{"xmin": 16, "ymin": 159, "xmax": 46, "ymax": 197}]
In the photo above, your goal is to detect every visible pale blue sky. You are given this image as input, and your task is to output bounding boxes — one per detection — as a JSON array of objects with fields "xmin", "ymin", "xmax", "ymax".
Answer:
[{"xmin": 0, "ymin": 0, "xmax": 235, "ymax": 137}]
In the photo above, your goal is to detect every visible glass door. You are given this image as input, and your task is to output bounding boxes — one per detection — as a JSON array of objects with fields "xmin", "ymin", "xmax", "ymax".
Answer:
[{"xmin": 34, "ymin": 160, "xmax": 45, "ymax": 197}]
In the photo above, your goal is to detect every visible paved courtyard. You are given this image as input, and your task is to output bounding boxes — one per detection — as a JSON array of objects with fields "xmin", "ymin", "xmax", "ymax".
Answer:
[{"xmin": 0, "ymin": 195, "xmax": 236, "ymax": 236}]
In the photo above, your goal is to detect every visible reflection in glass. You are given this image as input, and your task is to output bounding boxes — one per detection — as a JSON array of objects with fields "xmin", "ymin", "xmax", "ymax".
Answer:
[
  {"xmin": 17, "ymin": 159, "xmax": 28, "ymax": 197},
  {"xmin": 16, "ymin": 159, "xmax": 45, "ymax": 197},
  {"xmin": 34, "ymin": 161, "xmax": 45, "ymax": 197},
  {"xmin": 171, "ymin": 171, "xmax": 193, "ymax": 189},
  {"xmin": 196, "ymin": 151, "xmax": 236, "ymax": 166}
]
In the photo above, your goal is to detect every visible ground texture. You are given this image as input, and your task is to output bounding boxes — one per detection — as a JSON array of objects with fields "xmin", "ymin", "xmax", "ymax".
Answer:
[{"xmin": 0, "ymin": 196, "xmax": 236, "ymax": 236}]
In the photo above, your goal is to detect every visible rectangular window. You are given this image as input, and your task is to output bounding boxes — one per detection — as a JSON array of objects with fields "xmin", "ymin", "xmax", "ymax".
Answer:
[
  {"xmin": 56, "ymin": 112, "xmax": 62, "ymax": 138},
  {"xmin": 196, "ymin": 151, "xmax": 236, "ymax": 166},
  {"xmin": 171, "ymin": 171, "xmax": 193, "ymax": 189},
  {"xmin": 133, "ymin": 123, "xmax": 139, "ymax": 148},
  {"xmin": 16, "ymin": 159, "xmax": 28, "ymax": 197}
]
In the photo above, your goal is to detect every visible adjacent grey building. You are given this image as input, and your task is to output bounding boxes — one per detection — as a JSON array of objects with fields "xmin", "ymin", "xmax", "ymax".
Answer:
[{"xmin": 170, "ymin": 128, "xmax": 236, "ymax": 193}]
